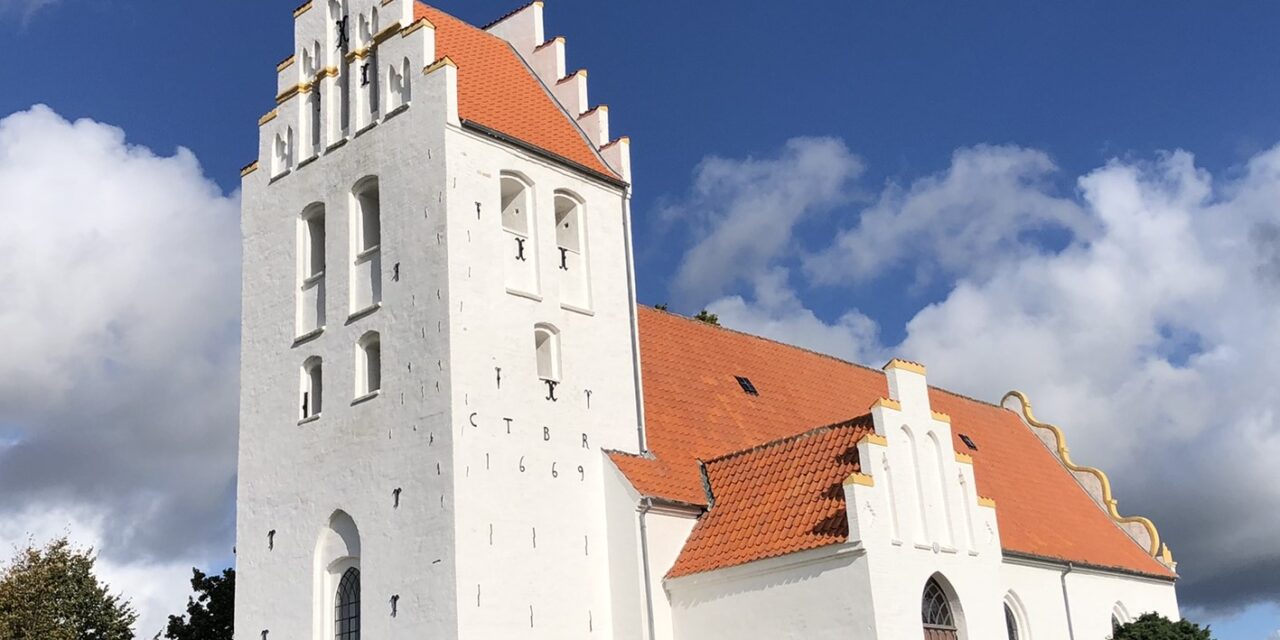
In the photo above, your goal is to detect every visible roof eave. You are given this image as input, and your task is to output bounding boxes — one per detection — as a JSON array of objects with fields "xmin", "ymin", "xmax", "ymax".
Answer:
[{"xmin": 461, "ymin": 119, "xmax": 628, "ymax": 189}]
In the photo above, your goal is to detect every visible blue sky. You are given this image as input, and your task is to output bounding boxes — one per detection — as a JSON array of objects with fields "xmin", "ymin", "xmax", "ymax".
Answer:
[{"xmin": 3, "ymin": 1, "xmax": 1280, "ymax": 637}]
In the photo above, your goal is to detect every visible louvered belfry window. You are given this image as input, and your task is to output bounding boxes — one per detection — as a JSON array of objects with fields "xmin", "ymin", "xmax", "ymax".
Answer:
[{"xmin": 922, "ymin": 577, "xmax": 959, "ymax": 640}]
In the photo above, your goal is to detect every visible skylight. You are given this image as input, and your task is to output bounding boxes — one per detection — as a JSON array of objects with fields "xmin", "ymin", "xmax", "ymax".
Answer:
[
  {"xmin": 959, "ymin": 434, "xmax": 978, "ymax": 451},
  {"xmin": 734, "ymin": 376, "xmax": 759, "ymax": 396}
]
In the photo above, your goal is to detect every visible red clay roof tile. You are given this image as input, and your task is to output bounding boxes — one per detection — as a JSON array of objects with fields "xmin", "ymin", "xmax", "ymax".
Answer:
[
  {"xmin": 618, "ymin": 307, "xmax": 1174, "ymax": 579},
  {"xmin": 414, "ymin": 3, "xmax": 617, "ymax": 179}
]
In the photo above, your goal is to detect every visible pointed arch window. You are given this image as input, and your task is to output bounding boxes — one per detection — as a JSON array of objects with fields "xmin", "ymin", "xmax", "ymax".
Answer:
[
  {"xmin": 335, "ymin": 566, "xmax": 360, "ymax": 640},
  {"xmin": 1003, "ymin": 603, "xmax": 1019, "ymax": 640},
  {"xmin": 922, "ymin": 577, "xmax": 959, "ymax": 639}
]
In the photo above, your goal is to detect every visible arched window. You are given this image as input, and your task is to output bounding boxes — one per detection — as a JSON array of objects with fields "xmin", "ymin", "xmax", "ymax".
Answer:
[
  {"xmin": 500, "ymin": 173, "xmax": 537, "ymax": 294},
  {"xmin": 335, "ymin": 567, "xmax": 360, "ymax": 640},
  {"xmin": 387, "ymin": 58, "xmax": 411, "ymax": 111},
  {"xmin": 1003, "ymin": 592, "xmax": 1029, "ymax": 640},
  {"xmin": 301, "ymin": 357, "xmax": 322, "ymax": 420},
  {"xmin": 357, "ymin": 332, "xmax": 381, "ymax": 398},
  {"xmin": 1111, "ymin": 601, "xmax": 1130, "ymax": 632},
  {"xmin": 351, "ymin": 178, "xmax": 381, "ymax": 311},
  {"xmin": 922, "ymin": 577, "xmax": 960, "ymax": 639},
  {"xmin": 534, "ymin": 324, "xmax": 560, "ymax": 381},
  {"xmin": 314, "ymin": 510, "xmax": 359, "ymax": 639},
  {"xmin": 553, "ymin": 191, "xmax": 590, "ymax": 308},
  {"xmin": 298, "ymin": 203, "xmax": 326, "ymax": 334}
]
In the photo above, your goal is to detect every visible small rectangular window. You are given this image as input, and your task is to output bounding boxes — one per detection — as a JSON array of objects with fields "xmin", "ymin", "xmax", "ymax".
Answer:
[
  {"xmin": 735, "ymin": 376, "xmax": 758, "ymax": 396},
  {"xmin": 959, "ymin": 434, "xmax": 978, "ymax": 451}
]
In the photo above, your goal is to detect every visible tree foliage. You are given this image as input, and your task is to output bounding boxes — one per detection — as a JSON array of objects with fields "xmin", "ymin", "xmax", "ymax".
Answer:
[
  {"xmin": 0, "ymin": 537, "xmax": 137, "ymax": 640},
  {"xmin": 160, "ymin": 568, "xmax": 234, "ymax": 640},
  {"xmin": 1112, "ymin": 613, "xmax": 1214, "ymax": 640},
  {"xmin": 694, "ymin": 309, "xmax": 720, "ymax": 326}
]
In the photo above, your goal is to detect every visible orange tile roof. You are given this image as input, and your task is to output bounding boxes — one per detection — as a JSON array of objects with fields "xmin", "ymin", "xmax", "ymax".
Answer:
[
  {"xmin": 616, "ymin": 307, "xmax": 1174, "ymax": 579},
  {"xmin": 668, "ymin": 417, "xmax": 875, "ymax": 577},
  {"xmin": 414, "ymin": 3, "xmax": 618, "ymax": 180}
]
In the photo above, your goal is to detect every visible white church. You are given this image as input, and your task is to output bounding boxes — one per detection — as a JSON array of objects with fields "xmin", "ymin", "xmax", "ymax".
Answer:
[{"xmin": 234, "ymin": 2, "xmax": 1182, "ymax": 638}]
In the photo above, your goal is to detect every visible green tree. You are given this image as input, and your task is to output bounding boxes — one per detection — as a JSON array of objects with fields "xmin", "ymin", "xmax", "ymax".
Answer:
[
  {"xmin": 694, "ymin": 309, "xmax": 720, "ymax": 326},
  {"xmin": 0, "ymin": 537, "xmax": 137, "ymax": 640},
  {"xmin": 159, "ymin": 568, "xmax": 234, "ymax": 640},
  {"xmin": 1111, "ymin": 612, "xmax": 1214, "ymax": 640}
]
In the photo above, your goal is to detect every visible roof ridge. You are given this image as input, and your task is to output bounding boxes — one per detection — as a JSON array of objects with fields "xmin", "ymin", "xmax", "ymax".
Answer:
[
  {"xmin": 642, "ymin": 306, "xmax": 1008, "ymax": 412},
  {"xmin": 702, "ymin": 414, "xmax": 873, "ymax": 467}
]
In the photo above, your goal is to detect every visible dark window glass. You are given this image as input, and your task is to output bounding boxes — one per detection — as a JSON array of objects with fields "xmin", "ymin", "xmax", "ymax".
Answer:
[{"xmin": 335, "ymin": 567, "xmax": 360, "ymax": 640}]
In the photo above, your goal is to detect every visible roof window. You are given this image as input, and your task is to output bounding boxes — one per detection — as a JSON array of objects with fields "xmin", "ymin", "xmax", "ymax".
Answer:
[
  {"xmin": 734, "ymin": 376, "xmax": 759, "ymax": 396},
  {"xmin": 959, "ymin": 434, "xmax": 978, "ymax": 450}
]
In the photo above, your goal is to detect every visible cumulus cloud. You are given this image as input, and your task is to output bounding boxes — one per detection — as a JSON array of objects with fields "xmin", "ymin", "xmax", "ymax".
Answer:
[
  {"xmin": 0, "ymin": 105, "xmax": 240, "ymax": 635},
  {"xmin": 804, "ymin": 145, "xmax": 1092, "ymax": 288},
  {"xmin": 670, "ymin": 137, "xmax": 1280, "ymax": 612},
  {"xmin": 663, "ymin": 137, "xmax": 863, "ymax": 306}
]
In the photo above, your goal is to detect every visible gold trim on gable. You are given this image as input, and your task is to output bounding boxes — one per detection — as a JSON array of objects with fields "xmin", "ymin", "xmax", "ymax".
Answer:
[
  {"xmin": 277, "ymin": 55, "xmax": 296, "ymax": 73},
  {"xmin": 258, "ymin": 110, "xmax": 279, "ymax": 126},
  {"xmin": 276, "ymin": 85, "xmax": 301, "ymax": 105},
  {"xmin": 978, "ymin": 496, "xmax": 997, "ymax": 509},
  {"xmin": 870, "ymin": 397, "xmax": 902, "ymax": 412},
  {"xmin": 293, "ymin": 1, "xmax": 312, "ymax": 18},
  {"xmin": 374, "ymin": 23, "xmax": 401, "ymax": 44},
  {"xmin": 884, "ymin": 358, "xmax": 927, "ymax": 375},
  {"xmin": 1003, "ymin": 390, "xmax": 1165, "ymax": 560},
  {"xmin": 240, "ymin": 161, "xmax": 259, "ymax": 177},
  {"xmin": 932, "ymin": 411, "xmax": 952, "ymax": 424},
  {"xmin": 843, "ymin": 472, "xmax": 875, "ymax": 487},
  {"xmin": 858, "ymin": 433, "xmax": 888, "ymax": 447},
  {"xmin": 402, "ymin": 17, "xmax": 433, "ymax": 37},
  {"xmin": 423, "ymin": 56, "xmax": 456, "ymax": 75},
  {"xmin": 955, "ymin": 453, "xmax": 973, "ymax": 465}
]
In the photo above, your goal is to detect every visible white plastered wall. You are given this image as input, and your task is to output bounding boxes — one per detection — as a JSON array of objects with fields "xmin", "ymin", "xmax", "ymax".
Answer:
[
  {"xmin": 442, "ymin": 114, "xmax": 638, "ymax": 637},
  {"xmin": 1002, "ymin": 558, "xmax": 1179, "ymax": 640},
  {"xmin": 668, "ymin": 548, "xmax": 876, "ymax": 639},
  {"xmin": 237, "ymin": 2, "xmax": 458, "ymax": 638}
]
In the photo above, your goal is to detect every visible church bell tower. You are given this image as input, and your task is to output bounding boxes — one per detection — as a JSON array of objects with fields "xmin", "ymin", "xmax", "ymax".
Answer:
[{"xmin": 235, "ymin": 1, "xmax": 641, "ymax": 637}]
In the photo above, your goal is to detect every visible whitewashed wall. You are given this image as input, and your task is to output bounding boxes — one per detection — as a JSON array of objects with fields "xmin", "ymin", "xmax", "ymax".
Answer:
[
  {"xmin": 237, "ymin": 2, "xmax": 457, "ymax": 638},
  {"xmin": 444, "ymin": 121, "xmax": 638, "ymax": 637},
  {"xmin": 668, "ymin": 549, "xmax": 876, "ymax": 639}
]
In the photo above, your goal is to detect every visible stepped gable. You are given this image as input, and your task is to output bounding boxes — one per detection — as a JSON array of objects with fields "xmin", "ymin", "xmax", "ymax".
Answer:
[
  {"xmin": 414, "ymin": 3, "xmax": 617, "ymax": 179},
  {"xmin": 613, "ymin": 306, "xmax": 1174, "ymax": 578}
]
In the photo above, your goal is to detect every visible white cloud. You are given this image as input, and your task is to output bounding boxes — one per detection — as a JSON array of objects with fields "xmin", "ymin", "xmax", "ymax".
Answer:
[
  {"xmin": 804, "ymin": 144, "xmax": 1092, "ymax": 289},
  {"xmin": 680, "ymin": 138, "xmax": 1280, "ymax": 611},
  {"xmin": 0, "ymin": 105, "xmax": 239, "ymax": 634},
  {"xmin": 664, "ymin": 137, "xmax": 864, "ymax": 306}
]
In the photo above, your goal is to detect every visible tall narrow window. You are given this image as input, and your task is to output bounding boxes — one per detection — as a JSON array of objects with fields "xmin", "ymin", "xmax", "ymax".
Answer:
[
  {"xmin": 554, "ymin": 191, "xmax": 589, "ymax": 308},
  {"xmin": 301, "ymin": 357, "xmax": 323, "ymax": 420},
  {"xmin": 922, "ymin": 577, "xmax": 959, "ymax": 640},
  {"xmin": 309, "ymin": 85, "xmax": 322, "ymax": 156},
  {"xmin": 356, "ymin": 332, "xmax": 381, "ymax": 398},
  {"xmin": 335, "ymin": 567, "xmax": 360, "ymax": 640},
  {"xmin": 298, "ymin": 204, "xmax": 326, "ymax": 335},
  {"xmin": 1003, "ymin": 603, "xmax": 1020, "ymax": 640},
  {"xmin": 534, "ymin": 324, "xmax": 560, "ymax": 382},
  {"xmin": 500, "ymin": 174, "xmax": 537, "ymax": 294},
  {"xmin": 351, "ymin": 178, "xmax": 381, "ymax": 312}
]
